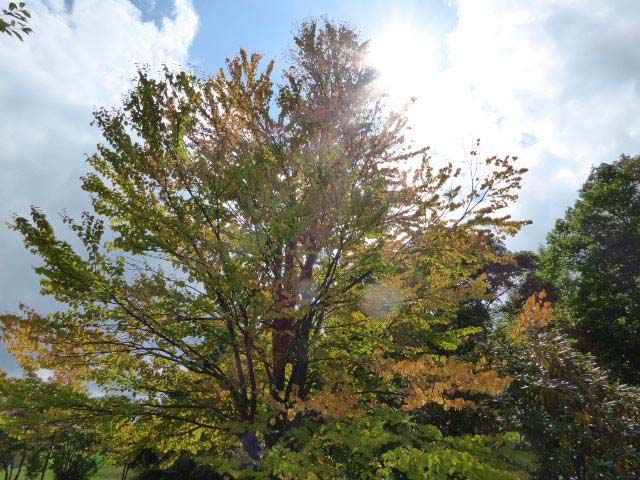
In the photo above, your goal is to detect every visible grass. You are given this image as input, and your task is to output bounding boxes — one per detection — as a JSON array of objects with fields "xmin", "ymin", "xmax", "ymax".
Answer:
[
  {"xmin": 14, "ymin": 463, "xmax": 125, "ymax": 480},
  {"xmin": 94, "ymin": 464, "xmax": 124, "ymax": 480}
]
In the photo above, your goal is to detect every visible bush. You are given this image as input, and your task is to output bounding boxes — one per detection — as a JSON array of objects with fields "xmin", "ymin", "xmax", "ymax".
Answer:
[{"xmin": 492, "ymin": 295, "xmax": 640, "ymax": 479}]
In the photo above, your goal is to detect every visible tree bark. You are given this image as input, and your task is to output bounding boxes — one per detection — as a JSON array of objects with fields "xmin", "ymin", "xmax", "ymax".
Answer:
[
  {"xmin": 40, "ymin": 440, "xmax": 53, "ymax": 480},
  {"xmin": 272, "ymin": 316, "xmax": 292, "ymax": 391},
  {"xmin": 11, "ymin": 452, "xmax": 25, "ymax": 480},
  {"xmin": 272, "ymin": 241, "xmax": 297, "ymax": 390},
  {"xmin": 240, "ymin": 432, "xmax": 262, "ymax": 463}
]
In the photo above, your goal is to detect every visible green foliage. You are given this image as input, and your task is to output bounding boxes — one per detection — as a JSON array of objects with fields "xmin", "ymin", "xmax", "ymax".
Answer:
[
  {"xmin": 0, "ymin": 429, "xmax": 28, "ymax": 480},
  {"xmin": 0, "ymin": 2, "xmax": 32, "ymax": 41},
  {"xmin": 24, "ymin": 445, "xmax": 50, "ymax": 480},
  {"xmin": 0, "ymin": 373, "xmax": 103, "ymax": 480},
  {"xmin": 2, "ymin": 18, "xmax": 531, "ymax": 477},
  {"xmin": 490, "ymin": 250, "xmax": 557, "ymax": 318},
  {"xmin": 492, "ymin": 316, "xmax": 640, "ymax": 479},
  {"xmin": 131, "ymin": 450, "xmax": 220, "ymax": 480},
  {"xmin": 50, "ymin": 430, "xmax": 99, "ymax": 480},
  {"xmin": 258, "ymin": 411, "xmax": 534, "ymax": 479},
  {"xmin": 541, "ymin": 154, "xmax": 640, "ymax": 383}
]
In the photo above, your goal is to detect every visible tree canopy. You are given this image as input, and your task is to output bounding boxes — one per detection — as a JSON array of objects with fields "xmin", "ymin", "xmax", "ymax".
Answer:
[
  {"xmin": 541, "ymin": 154, "xmax": 640, "ymax": 383},
  {"xmin": 1, "ymin": 20, "xmax": 576, "ymax": 479}
]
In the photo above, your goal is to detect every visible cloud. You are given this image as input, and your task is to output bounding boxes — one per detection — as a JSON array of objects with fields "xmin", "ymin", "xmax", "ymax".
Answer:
[
  {"xmin": 0, "ymin": 0, "xmax": 198, "ymax": 374},
  {"xmin": 370, "ymin": 0, "xmax": 640, "ymax": 250},
  {"xmin": 3, "ymin": 0, "xmax": 640, "ymax": 373}
]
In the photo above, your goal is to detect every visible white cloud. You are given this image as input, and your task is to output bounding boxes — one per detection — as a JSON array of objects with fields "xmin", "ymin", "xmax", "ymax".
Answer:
[
  {"xmin": 369, "ymin": 0, "xmax": 640, "ymax": 250},
  {"xmin": 0, "ymin": 0, "xmax": 198, "ymax": 373},
  {"xmin": 3, "ymin": 0, "xmax": 640, "ymax": 372}
]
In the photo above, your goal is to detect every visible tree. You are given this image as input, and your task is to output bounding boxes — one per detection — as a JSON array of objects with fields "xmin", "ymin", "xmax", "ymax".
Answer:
[
  {"xmin": 0, "ymin": 381, "xmax": 36, "ymax": 480},
  {"xmin": 0, "ymin": 371, "xmax": 101, "ymax": 480},
  {"xmin": 0, "ymin": 430, "xmax": 27, "ymax": 480},
  {"xmin": 130, "ymin": 449, "xmax": 221, "ymax": 480},
  {"xmin": 491, "ymin": 293, "xmax": 640, "ymax": 479},
  {"xmin": 0, "ymin": 2, "xmax": 31, "ymax": 41},
  {"xmin": 49, "ymin": 428, "xmax": 99, "ymax": 480},
  {"xmin": 492, "ymin": 250, "xmax": 557, "ymax": 318},
  {"xmin": 541, "ymin": 154, "xmax": 640, "ymax": 383},
  {"xmin": 2, "ymin": 19, "xmax": 532, "ymax": 476}
]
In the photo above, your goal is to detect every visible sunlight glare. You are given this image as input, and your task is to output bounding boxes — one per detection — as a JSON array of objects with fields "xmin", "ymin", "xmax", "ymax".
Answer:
[
  {"xmin": 367, "ymin": 18, "xmax": 472, "ymax": 162},
  {"xmin": 368, "ymin": 19, "xmax": 441, "ymax": 107},
  {"xmin": 367, "ymin": 18, "xmax": 514, "ymax": 165}
]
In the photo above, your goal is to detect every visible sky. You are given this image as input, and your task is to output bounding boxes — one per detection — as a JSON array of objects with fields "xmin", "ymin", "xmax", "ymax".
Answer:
[{"xmin": 1, "ymin": 0, "xmax": 640, "ymax": 374}]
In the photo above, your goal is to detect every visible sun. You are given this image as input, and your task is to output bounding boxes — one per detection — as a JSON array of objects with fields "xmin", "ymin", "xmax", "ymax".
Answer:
[
  {"xmin": 367, "ymin": 18, "xmax": 504, "ymax": 165},
  {"xmin": 367, "ymin": 19, "xmax": 442, "ymax": 106},
  {"xmin": 367, "ymin": 18, "xmax": 468, "ymax": 158}
]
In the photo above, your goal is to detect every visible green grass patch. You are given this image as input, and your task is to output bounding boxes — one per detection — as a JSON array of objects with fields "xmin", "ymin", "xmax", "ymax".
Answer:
[{"xmin": 13, "ymin": 463, "xmax": 125, "ymax": 480}]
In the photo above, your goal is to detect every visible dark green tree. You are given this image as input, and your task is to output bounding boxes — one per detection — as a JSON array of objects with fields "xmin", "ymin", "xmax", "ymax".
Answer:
[
  {"xmin": 0, "ymin": 371, "xmax": 100, "ymax": 480},
  {"xmin": 0, "ymin": 430, "xmax": 27, "ymax": 480},
  {"xmin": 49, "ymin": 428, "xmax": 99, "ymax": 480},
  {"xmin": 541, "ymin": 154, "xmax": 640, "ymax": 383},
  {"xmin": 495, "ymin": 250, "xmax": 557, "ymax": 318}
]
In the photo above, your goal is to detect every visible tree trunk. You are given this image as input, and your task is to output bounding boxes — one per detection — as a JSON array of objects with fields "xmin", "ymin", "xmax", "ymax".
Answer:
[
  {"xmin": 11, "ymin": 452, "xmax": 25, "ymax": 480},
  {"xmin": 290, "ymin": 250, "xmax": 316, "ymax": 395},
  {"xmin": 6, "ymin": 456, "xmax": 13, "ymax": 480},
  {"xmin": 272, "ymin": 241, "xmax": 297, "ymax": 391},
  {"xmin": 240, "ymin": 432, "xmax": 262, "ymax": 463},
  {"xmin": 272, "ymin": 316, "xmax": 292, "ymax": 390},
  {"xmin": 40, "ymin": 440, "xmax": 53, "ymax": 480},
  {"xmin": 15, "ymin": 450, "xmax": 27, "ymax": 480},
  {"xmin": 272, "ymin": 241, "xmax": 319, "ymax": 393},
  {"xmin": 291, "ymin": 323, "xmax": 311, "ymax": 395}
]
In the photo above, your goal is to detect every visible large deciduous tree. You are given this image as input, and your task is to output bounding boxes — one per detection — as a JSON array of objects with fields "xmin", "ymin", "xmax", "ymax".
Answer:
[{"xmin": 2, "ymin": 20, "xmax": 532, "ymax": 476}]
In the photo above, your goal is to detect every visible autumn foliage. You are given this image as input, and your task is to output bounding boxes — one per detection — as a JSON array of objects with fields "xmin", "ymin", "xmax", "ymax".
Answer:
[{"xmin": 2, "ymin": 18, "xmax": 636, "ymax": 480}]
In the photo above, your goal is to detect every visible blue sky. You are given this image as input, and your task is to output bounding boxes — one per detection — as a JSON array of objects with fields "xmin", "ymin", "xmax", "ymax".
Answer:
[
  {"xmin": 187, "ymin": 0, "xmax": 456, "ymax": 73},
  {"xmin": 1, "ymin": 0, "xmax": 640, "ymax": 374}
]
